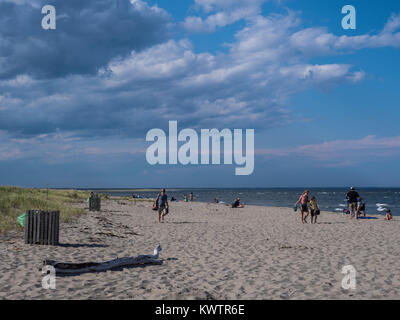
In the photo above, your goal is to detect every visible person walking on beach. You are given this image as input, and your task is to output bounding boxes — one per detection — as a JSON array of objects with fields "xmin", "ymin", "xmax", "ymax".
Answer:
[
  {"xmin": 346, "ymin": 187, "xmax": 360, "ymax": 219},
  {"xmin": 309, "ymin": 196, "xmax": 320, "ymax": 224},
  {"xmin": 155, "ymin": 188, "xmax": 169, "ymax": 223},
  {"xmin": 295, "ymin": 190, "xmax": 310, "ymax": 224},
  {"xmin": 189, "ymin": 192, "xmax": 193, "ymax": 201}
]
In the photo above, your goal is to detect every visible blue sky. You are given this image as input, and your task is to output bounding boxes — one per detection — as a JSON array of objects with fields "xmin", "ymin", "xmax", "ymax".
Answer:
[{"xmin": 1, "ymin": 0, "xmax": 400, "ymax": 188}]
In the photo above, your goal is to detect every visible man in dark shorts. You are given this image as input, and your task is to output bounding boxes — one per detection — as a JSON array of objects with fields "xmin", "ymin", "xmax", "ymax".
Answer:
[
  {"xmin": 156, "ymin": 188, "xmax": 169, "ymax": 223},
  {"xmin": 346, "ymin": 187, "xmax": 360, "ymax": 219}
]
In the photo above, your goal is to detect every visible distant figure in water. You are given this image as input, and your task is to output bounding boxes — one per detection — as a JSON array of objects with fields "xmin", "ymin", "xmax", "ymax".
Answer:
[
  {"xmin": 189, "ymin": 192, "xmax": 193, "ymax": 201},
  {"xmin": 386, "ymin": 208, "xmax": 393, "ymax": 221},
  {"xmin": 295, "ymin": 190, "xmax": 310, "ymax": 224},
  {"xmin": 232, "ymin": 198, "xmax": 245, "ymax": 208},
  {"xmin": 214, "ymin": 197, "xmax": 219, "ymax": 204}
]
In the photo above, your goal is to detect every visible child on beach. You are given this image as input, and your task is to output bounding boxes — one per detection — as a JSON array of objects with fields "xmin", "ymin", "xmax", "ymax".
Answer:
[
  {"xmin": 356, "ymin": 198, "xmax": 366, "ymax": 218},
  {"xmin": 385, "ymin": 208, "xmax": 393, "ymax": 221},
  {"xmin": 295, "ymin": 190, "xmax": 310, "ymax": 224},
  {"xmin": 309, "ymin": 196, "xmax": 320, "ymax": 224}
]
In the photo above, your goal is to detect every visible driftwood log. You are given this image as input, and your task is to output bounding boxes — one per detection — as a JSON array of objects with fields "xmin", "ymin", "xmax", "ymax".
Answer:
[{"xmin": 43, "ymin": 245, "xmax": 162, "ymax": 275}]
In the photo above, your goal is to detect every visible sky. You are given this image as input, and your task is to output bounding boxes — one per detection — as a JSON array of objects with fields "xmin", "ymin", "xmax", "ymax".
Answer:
[{"xmin": 0, "ymin": 0, "xmax": 400, "ymax": 188}]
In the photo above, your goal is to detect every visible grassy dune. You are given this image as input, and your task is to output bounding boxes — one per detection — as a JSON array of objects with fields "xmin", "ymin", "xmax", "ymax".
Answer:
[{"xmin": 0, "ymin": 187, "xmax": 91, "ymax": 234}]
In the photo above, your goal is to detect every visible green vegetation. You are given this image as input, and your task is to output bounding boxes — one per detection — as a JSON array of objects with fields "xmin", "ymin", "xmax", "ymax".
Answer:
[{"xmin": 0, "ymin": 186, "xmax": 90, "ymax": 234}]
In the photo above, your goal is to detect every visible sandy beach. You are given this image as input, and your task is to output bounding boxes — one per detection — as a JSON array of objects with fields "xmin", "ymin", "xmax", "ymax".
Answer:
[{"xmin": 0, "ymin": 199, "xmax": 399, "ymax": 300}]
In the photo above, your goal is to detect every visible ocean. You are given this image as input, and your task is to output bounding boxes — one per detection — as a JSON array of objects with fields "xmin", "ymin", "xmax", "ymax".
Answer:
[{"xmin": 91, "ymin": 188, "xmax": 400, "ymax": 216}]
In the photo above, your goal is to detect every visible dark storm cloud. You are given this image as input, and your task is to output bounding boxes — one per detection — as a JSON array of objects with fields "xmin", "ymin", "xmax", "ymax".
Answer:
[{"xmin": 0, "ymin": 0, "xmax": 171, "ymax": 79}]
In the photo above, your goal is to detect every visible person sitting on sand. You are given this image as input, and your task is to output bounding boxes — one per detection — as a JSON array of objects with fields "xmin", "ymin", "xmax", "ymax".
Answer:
[
  {"xmin": 155, "ymin": 188, "xmax": 169, "ymax": 223},
  {"xmin": 214, "ymin": 197, "xmax": 219, "ymax": 204},
  {"xmin": 232, "ymin": 198, "xmax": 245, "ymax": 208},
  {"xmin": 385, "ymin": 208, "xmax": 393, "ymax": 221},
  {"xmin": 309, "ymin": 196, "xmax": 320, "ymax": 224},
  {"xmin": 295, "ymin": 190, "xmax": 310, "ymax": 224},
  {"xmin": 356, "ymin": 197, "xmax": 366, "ymax": 218}
]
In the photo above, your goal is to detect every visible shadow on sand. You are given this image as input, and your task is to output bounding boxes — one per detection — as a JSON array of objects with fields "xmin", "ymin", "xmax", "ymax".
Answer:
[
  {"xmin": 167, "ymin": 221, "xmax": 207, "ymax": 225},
  {"xmin": 58, "ymin": 243, "xmax": 109, "ymax": 248},
  {"xmin": 316, "ymin": 222, "xmax": 347, "ymax": 225}
]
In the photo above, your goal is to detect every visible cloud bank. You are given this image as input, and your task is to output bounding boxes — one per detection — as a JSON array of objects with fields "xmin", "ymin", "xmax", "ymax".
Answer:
[
  {"xmin": 1, "ymin": 1, "xmax": 400, "ymax": 166},
  {"xmin": 0, "ymin": 0, "xmax": 171, "ymax": 79}
]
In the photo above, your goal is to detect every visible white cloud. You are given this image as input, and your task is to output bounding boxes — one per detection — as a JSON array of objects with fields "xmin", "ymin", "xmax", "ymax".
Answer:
[
  {"xmin": 183, "ymin": 0, "xmax": 267, "ymax": 32},
  {"xmin": 194, "ymin": 0, "xmax": 266, "ymax": 12},
  {"xmin": 1, "ymin": 10, "xmax": 400, "ymax": 162},
  {"xmin": 257, "ymin": 135, "xmax": 400, "ymax": 167},
  {"xmin": 290, "ymin": 13, "xmax": 400, "ymax": 55}
]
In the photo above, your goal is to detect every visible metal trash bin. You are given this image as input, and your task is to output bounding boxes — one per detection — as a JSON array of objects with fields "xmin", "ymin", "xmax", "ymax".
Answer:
[
  {"xmin": 24, "ymin": 210, "xmax": 59, "ymax": 245},
  {"xmin": 89, "ymin": 195, "xmax": 101, "ymax": 211}
]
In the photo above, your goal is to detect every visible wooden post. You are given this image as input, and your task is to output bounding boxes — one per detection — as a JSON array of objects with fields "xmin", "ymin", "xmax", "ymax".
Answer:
[
  {"xmin": 54, "ymin": 211, "xmax": 59, "ymax": 245},
  {"xmin": 48, "ymin": 211, "xmax": 53, "ymax": 245},
  {"xmin": 40, "ymin": 211, "xmax": 45, "ymax": 245},
  {"xmin": 28, "ymin": 211, "xmax": 33, "ymax": 244},
  {"xmin": 89, "ymin": 196, "xmax": 94, "ymax": 211},
  {"xmin": 24, "ymin": 211, "xmax": 30, "ymax": 244},
  {"xmin": 52, "ymin": 211, "xmax": 57, "ymax": 245},
  {"xmin": 44, "ymin": 211, "xmax": 49, "ymax": 245},
  {"xmin": 34, "ymin": 210, "xmax": 39, "ymax": 244}
]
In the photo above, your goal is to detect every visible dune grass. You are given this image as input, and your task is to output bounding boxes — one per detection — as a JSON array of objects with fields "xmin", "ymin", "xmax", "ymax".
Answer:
[{"xmin": 0, "ymin": 186, "xmax": 91, "ymax": 234}]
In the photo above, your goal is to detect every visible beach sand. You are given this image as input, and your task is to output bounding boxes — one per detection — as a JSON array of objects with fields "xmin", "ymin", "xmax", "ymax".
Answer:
[{"xmin": 0, "ymin": 199, "xmax": 399, "ymax": 300}]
